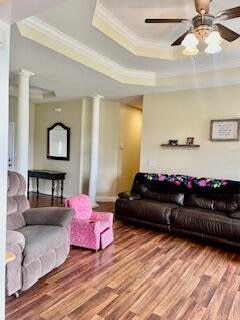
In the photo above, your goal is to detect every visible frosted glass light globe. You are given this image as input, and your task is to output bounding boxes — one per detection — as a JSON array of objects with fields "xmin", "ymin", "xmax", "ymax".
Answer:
[
  {"xmin": 182, "ymin": 33, "xmax": 199, "ymax": 48},
  {"xmin": 205, "ymin": 31, "xmax": 223, "ymax": 45},
  {"xmin": 205, "ymin": 43, "xmax": 222, "ymax": 54}
]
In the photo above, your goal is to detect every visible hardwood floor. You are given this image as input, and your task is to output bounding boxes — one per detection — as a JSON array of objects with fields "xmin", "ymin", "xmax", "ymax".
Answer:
[{"xmin": 6, "ymin": 194, "xmax": 240, "ymax": 320}]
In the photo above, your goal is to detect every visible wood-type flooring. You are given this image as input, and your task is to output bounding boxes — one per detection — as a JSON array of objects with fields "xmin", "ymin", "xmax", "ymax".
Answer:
[{"xmin": 6, "ymin": 193, "xmax": 240, "ymax": 320}]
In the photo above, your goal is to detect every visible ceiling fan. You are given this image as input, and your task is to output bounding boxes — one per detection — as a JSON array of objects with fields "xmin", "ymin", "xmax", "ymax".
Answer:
[{"xmin": 145, "ymin": 0, "xmax": 240, "ymax": 55}]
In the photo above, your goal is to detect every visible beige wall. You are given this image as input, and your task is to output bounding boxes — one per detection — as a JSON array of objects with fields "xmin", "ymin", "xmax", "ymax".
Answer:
[
  {"xmin": 33, "ymin": 100, "xmax": 82, "ymax": 197},
  {"xmin": 32, "ymin": 99, "xmax": 123, "ymax": 199},
  {"xmin": 141, "ymin": 85, "xmax": 240, "ymax": 180},
  {"xmin": 9, "ymin": 96, "xmax": 143, "ymax": 199},
  {"xmin": 117, "ymin": 104, "xmax": 142, "ymax": 193}
]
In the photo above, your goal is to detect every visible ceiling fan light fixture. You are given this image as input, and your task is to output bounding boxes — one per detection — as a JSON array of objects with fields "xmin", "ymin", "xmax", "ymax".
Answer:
[
  {"xmin": 181, "ymin": 33, "xmax": 199, "ymax": 48},
  {"xmin": 205, "ymin": 30, "xmax": 223, "ymax": 45},
  {"xmin": 145, "ymin": 0, "xmax": 240, "ymax": 56},
  {"xmin": 205, "ymin": 43, "xmax": 222, "ymax": 54},
  {"xmin": 183, "ymin": 47, "xmax": 199, "ymax": 56}
]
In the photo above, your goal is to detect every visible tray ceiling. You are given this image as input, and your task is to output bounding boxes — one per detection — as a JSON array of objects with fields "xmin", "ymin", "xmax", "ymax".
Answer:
[{"xmin": 7, "ymin": 0, "xmax": 240, "ymax": 101}]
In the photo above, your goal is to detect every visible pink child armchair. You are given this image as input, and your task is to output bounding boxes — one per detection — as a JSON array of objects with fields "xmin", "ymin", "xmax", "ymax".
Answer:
[{"xmin": 65, "ymin": 195, "xmax": 114, "ymax": 251}]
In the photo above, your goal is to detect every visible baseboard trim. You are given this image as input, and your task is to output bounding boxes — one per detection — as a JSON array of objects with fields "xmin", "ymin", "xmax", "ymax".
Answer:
[
  {"xmin": 96, "ymin": 196, "xmax": 117, "ymax": 202},
  {"xmin": 29, "ymin": 189, "xmax": 117, "ymax": 203},
  {"xmin": 29, "ymin": 188, "xmax": 74, "ymax": 199}
]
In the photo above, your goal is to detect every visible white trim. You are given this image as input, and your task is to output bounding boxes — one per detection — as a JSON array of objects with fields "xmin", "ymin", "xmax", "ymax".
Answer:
[
  {"xmin": 96, "ymin": 196, "xmax": 117, "ymax": 202},
  {"xmin": 29, "ymin": 188, "xmax": 117, "ymax": 203},
  {"xmin": 94, "ymin": 1, "xmax": 171, "ymax": 50},
  {"xmin": 8, "ymin": 122, "xmax": 15, "ymax": 170},
  {"xmin": 94, "ymin": 3, "xmax": 240, "ymax": 79},
  {"xmin": 28, "ymin": 187, "xmax": 74, "ymax": 200},
  {"xmin": 20, "ymin": 17, "xmax": 155, "ymax": 82},
  {"xmin": 156, "ymin": 59, "xmax": 240, "ymax": 79},
  {"xmin": 78, "ymin": 101, "xmax": 84, "ymax": 194},
  {"xmin": 0, "ymin": 20, "xmax": 10, "ymax": 319},
  {"xmin": 18, "ymin": 16, "xmax": 240, "ymax": 86},
  {"xmin": 94, "ymin": 1, "xmax": 240, "ymax": 54},
  {"xmin": 152, "ymin": 77, "xmax": 240, "ymax": 94}
]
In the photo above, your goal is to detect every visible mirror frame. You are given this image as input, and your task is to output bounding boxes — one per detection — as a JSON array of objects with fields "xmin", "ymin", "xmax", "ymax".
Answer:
[{"xmin": 47, "ymin": 122, "xmax": 70, "ymax": 161}]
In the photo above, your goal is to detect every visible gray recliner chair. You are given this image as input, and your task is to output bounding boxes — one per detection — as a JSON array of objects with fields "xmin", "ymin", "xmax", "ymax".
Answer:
[{"xmin": 6, "ymin": 171, "xmax": 74, "ymax": 296}]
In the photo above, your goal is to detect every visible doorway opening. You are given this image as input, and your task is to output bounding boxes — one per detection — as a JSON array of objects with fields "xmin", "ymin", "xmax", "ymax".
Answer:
[{"xmin": 117, "ymin": 103, "xmax": 142, "ymax": 193}]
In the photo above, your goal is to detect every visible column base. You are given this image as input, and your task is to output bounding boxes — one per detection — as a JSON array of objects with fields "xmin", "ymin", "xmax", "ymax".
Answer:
[{"xmin": 92, "ymin": 202, "xmax": 99, "ymax": 209}]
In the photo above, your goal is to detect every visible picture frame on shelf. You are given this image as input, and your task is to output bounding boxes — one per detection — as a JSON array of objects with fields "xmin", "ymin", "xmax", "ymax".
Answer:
[
  {"xmin": 210, "ymin": 119, "xmax": 239, "ymax": 141},
  {"xmin": 186, "ymin": 137, "xmax": 195, "ymax": 145},
  {"xmin": 169, "ymin": 139, "xmax": 178, "ymax": 146}
]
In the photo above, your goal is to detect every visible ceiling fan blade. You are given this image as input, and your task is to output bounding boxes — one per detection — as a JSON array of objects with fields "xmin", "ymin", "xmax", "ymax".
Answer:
[
  {"xmin": 194, "ymin": 0, "xmax": 211, "ymax": 14},
  {"xmin": 145, "ymin": 18, "xmax": 189, "ymax": 24},
  {"xmin": 171, "ymin": 30, "xmax": 190, "ymax": 46},
  {"xmin": 216, "ymin": 6, "xmax": 240, "ymax": 21},
  {"xmin": 215, "ymin": 24, "xmax": 240, "ymax": 42}
]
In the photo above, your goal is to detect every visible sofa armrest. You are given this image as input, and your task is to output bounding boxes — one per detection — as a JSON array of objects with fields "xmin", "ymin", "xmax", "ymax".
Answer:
[
  {"xmin": 72, "ymin": 217, "xmax": 102, "ymax": 234},
  {"xmin": 91, "ymin": 212, "xmax": 113, "ymax": 227},
  {"xmin": 6, "ymin": 230, "xmax": 25, "ymax": 251},
  {"xmin": 118, "ymin": 191, "xmax": 141, "ymax": 200},
  {"xmin": 23, "ymin": 207, "xmax": 74, "ymax": 228},
  {"xmin": 6, "ymin": 230, "xmax": 25, "ymax": 296}
]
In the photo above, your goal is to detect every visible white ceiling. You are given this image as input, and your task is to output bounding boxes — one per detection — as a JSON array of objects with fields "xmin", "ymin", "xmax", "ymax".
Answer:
[
  {"xmin": 7, "ymin": 0, "xmax": 240, "ymax": 102},
  {"xmin": 0, "ymin": 0, "xmax": 66, "ymax": 23},
  {"xmin": 33, "ymin": 0, "xmax": 240, "ymax": 72},
  {"xmin": 10, "ymin": 25, "xmax": 151, "ymax": 101},
  {"xmin": 99, "ymin": 0, "xmax": 240, "ymax": 43}
]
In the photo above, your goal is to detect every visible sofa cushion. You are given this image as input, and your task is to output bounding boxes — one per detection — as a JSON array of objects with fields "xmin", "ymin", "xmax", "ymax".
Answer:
[
  {"xmin": 17, "ymin": 225, "xmax": 65, "ymax": 265},
  {"xmin": 185, "ymin": 194, "xmax": 214, "ymax": 210},
  {"xmin": 185, "ymin": 194, "xmax": 238, "ymax": 213},
  {"xmin": 214, "ymin": 199, "xmax": 238, "ymax": 213},
  {"xmin": 115, "ymin": 198, "xmax": 178, "ymax": 225},
  {"xmin": 143, "ymin": 190, "xmax": 184, "ymax": 206},
  {"xmin": 228, "ymin": 211, "xmax": 240, "ymax": 220},
  {"xmin": 171, "ymin": 207, "xmax": 240, "ymax": 241}
]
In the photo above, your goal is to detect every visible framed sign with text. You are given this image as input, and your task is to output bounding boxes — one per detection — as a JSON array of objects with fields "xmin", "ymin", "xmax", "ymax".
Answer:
[{"xmin": 210, "ymin": 119, "xmax": 239, "ymax": 141}]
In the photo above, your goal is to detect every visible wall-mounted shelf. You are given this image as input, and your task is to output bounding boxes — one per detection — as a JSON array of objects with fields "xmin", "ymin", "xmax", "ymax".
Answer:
[{"xmin": 160, "ymin": 144, "xmax": 200, "ymax": 148}]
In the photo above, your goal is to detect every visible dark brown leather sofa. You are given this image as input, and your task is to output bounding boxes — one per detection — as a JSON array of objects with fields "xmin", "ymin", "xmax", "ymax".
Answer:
[{"xmin": 115, "ymin": 173, "xmax": 240, "ymax": 249}]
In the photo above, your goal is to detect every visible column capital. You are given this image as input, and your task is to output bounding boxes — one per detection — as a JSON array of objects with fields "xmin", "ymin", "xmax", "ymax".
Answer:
[
  {"xmin": 90, "ymin": 95, "xmax": 104, "ymax": 100},
  {"xmin": 16, "ymin": 69, "xmax": 35, "ymax": 78}
]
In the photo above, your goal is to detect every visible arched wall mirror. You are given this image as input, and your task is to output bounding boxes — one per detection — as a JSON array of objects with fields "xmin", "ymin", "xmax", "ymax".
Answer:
[{"xmin": 47, "ymin": 122, "xmax": 70, "ymax": 160}]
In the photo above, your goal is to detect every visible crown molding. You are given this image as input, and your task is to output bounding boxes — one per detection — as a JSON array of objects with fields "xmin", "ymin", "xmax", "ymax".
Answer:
[
  {"xmin": 93, "ymin": 1, "xmax": 240, "ymax": 60},
  {"xmin": 17, "ymin": 17, "xmax": 156, "ymax": 86},
  {"xmin": 156, "ymin": 56, "xmax": 240, "ymax": 80},
  {"xmin": 16, "ymin": 16, "xmax": 240, "ymax": 89},
  {"xmin": 94, "ymin": 1, "xmax": 172, "ymax": 50},
  {"xmin": 92, "ymin": 5, "xmax": 178, "ymax": 60}
]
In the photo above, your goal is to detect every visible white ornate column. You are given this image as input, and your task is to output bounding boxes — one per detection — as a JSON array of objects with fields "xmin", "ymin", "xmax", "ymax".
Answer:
[
  {"xmin": 15, "ymin": 69, "xmax": 34, "ymax": 182},
  {"xmin": 89, "ymin": 95, "xmax": 103, "ymax": 207}
]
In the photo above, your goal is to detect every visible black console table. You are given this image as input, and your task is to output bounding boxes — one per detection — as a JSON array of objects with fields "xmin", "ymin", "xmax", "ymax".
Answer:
[{"xmin": 28, "ymin": 170, "xmax": 66, "ymax": 204}]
